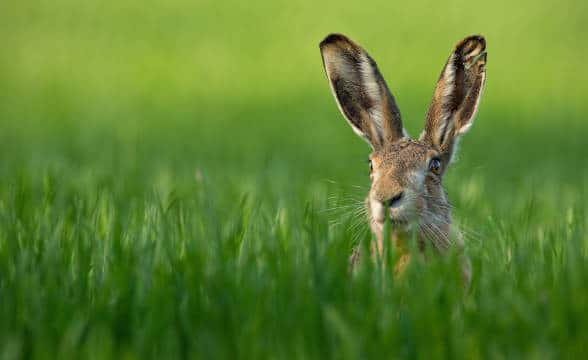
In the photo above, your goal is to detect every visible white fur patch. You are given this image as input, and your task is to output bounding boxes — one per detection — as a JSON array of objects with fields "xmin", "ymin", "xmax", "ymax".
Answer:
[
  {"xmin": 418, "ymin": 130, "xmax": 427, "ymax": 141},
  {"xmin": 369, "ymin": 195, "xmax": 386, "ymax": 223},
  {"xmin": 437, "ymin": 55, "xmax": 457, "ymax": 143},
  {"xmin": 402, "ymin": 128, "xmax": 410, "ymax": 138},
  {"xmin": 410, "ymin": 170, "xmax": 426, "ymax": 189},
  {"xmin": 457, "ymin": 122, "xmax": 473, "ymax": 135},
  {"xmin": 442, "ymin": 55, "xmax": 456, "ymax": 99},
  {"xmin": 359, "ymin": 53, "xmax": 384, "ymax": 134}
]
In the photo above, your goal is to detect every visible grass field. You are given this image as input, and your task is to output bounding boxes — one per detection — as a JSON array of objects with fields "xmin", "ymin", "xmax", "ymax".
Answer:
[{"xmin": 1, "ymin": 0, "xmax": 588, "ymax": 358}]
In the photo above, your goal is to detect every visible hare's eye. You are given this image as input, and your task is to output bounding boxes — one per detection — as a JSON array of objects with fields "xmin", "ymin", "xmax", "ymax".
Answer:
[
  {"xmin": 368, "ymin": 159, "xmax": 373, "ymax": 173},
  {"xmin": 429, "ymin": 158, "xmax": 442, "ymax": 175}
]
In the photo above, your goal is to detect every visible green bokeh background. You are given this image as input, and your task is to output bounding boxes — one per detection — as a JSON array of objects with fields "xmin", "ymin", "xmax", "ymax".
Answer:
[
  {"xmin": 2, "ymin": 0, "xmax": 587, "ymax": 188},
  {"xmin": 1, "ymin": 0, "xmax": 587, "ymax": 358}
]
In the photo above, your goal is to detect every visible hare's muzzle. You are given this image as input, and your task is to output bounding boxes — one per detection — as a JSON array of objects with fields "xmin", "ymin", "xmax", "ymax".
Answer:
[{"xmin": 369, "ymin": 190, "xmax": 413, "ymax": 227}]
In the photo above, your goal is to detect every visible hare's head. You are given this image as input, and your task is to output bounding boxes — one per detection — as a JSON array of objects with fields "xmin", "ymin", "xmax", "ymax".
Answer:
[{"xmin": 320, "ymin": 34, "xmax": 486, "ymax": 251}]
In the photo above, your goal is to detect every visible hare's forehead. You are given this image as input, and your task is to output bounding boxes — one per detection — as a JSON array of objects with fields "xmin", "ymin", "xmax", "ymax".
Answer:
[{"xmin": 371, "ymin": 140, "xmax": 434, "ymax": 166}]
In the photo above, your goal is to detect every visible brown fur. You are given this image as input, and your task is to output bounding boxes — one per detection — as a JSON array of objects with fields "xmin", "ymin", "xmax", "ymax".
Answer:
[{"xmin": 320, "ymin": 34, "xmax": 486, "ymax": 284}]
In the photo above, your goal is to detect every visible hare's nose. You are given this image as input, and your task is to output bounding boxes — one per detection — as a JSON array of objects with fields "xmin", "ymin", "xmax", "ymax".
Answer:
[{"xmin": 386, "ymin": 192, "xmax": 404, "ymax": 208}]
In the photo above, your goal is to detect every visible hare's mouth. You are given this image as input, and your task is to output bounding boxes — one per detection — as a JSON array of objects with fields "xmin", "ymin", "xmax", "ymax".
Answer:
[
  {"xmin": 388, "ymin": 207, "xmax": 412, "ymax": 222},
  {"xmin": 388, "ymin": 217, "xmax": 413, "ymax": 232},
  {"xmin": 374, "ymin": 211, "xmax": 412, "ymax": 227},
  {"xmin": 371, "ymin": 216, "xmax": 414, "ymax": 235}
]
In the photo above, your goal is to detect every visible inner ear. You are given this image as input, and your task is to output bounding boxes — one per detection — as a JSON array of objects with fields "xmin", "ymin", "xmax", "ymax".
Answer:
[
  {"xmin": 421, "ymin": 35, "xmax": 487, "ymax": 162},
  {"xmin": 320, "ymin": 34, "xmax": 405, "ymax": 149}
]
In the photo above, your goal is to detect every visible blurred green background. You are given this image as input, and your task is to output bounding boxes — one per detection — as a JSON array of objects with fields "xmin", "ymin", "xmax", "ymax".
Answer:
[
  {"xmin": 2, "ymin": 0, "xmax": 587, "ymax": 189},
  {"xmin": 1, "ymin": 0, "xmax": 587, "ymax": 358}
]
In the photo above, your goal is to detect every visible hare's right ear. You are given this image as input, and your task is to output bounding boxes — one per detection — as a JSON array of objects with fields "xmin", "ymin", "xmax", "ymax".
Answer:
[
  {"xmin": 421, "ymin": 35, "xmax": 487, "ymax": 165},
  {"xmin": 320, "ymin": 34, "xmax": 404, "ymax": 150}
]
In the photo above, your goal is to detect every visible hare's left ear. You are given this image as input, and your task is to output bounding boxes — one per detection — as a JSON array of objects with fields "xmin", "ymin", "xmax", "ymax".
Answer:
[
  {"xmin": 320, "ymin": 34, "xmax": 405, "ymax": 150},
  {"xmin": 421, "ymin": 35, "xmax": 487, "ymax": 164}
]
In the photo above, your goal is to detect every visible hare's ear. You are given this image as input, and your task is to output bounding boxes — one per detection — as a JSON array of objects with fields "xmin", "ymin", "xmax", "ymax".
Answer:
[
  {"xmin": 421, "ymin": 35, "xmax": 487, "ymax": 164},
  {"xmin": 320, "ymin": 34, "xmax": 404, "ymax": 150}
]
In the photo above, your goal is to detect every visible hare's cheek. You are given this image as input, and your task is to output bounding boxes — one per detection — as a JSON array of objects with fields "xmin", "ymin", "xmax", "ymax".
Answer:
[
  {"xmin": 370, "ymin": 169, "xmax": 382, "ymax": 184},
  {"xmin": 414, "ymin": 195, "xmax": 426, "ymax": 213},
  {"xmin": 407, "ymin": 170, "xmax": 426, "ymax": 190}
]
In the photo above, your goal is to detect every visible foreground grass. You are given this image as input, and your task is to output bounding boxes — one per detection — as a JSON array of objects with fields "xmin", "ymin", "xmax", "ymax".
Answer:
[{"xmin": 1, "ymin": 101, "xmax": 587, "ymax": 358}]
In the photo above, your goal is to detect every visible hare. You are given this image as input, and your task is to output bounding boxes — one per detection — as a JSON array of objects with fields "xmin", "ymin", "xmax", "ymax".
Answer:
[{"xmin": 319, "ymin": 34, "xmax": 487, "ymax": 282}]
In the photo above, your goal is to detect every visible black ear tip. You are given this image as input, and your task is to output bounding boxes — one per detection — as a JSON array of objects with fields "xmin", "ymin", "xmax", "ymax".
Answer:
[
  {"xmin": 474, "ymin": 35, "xmax": 486, "ymax": 47},
  {"xmin": 319, "ymin": 33, "xmax": 352, "ymax": 49},
  {"xmin": 466, "ymin": 34, "xmax": 486, "ymax": 49},
  {"xmin": 455, "ymin": 34, "xmax": 486, "ymax": 57}
]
